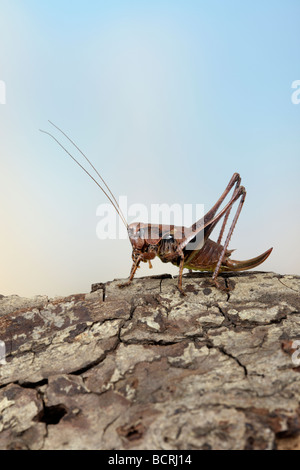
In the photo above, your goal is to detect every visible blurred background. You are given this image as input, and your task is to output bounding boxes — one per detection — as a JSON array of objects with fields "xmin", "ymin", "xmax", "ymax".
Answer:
[{"xmin": 0, "ymin": 0, "xmax": 299, "ymax": 297}]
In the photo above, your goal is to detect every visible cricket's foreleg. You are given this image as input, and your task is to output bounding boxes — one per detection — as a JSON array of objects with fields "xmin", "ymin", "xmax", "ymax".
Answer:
[
  {"xmin": 118, "ymin": 255, "xmax": 142, "ymax": 289},
  {"xmin": 212, "ymin": 186, "xmax": 246, "ymax": 290}
]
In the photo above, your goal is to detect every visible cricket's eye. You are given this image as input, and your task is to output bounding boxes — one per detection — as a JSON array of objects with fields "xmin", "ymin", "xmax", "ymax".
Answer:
[{"xmin": 163, "ymin": 234, "xmax": 174, "ymax": 241}]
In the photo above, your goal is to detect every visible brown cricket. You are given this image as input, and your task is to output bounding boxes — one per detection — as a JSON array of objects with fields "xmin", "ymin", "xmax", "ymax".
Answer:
[{"xmin": 40, "ymin": 122, "xmax": 273, "ymax": 295}]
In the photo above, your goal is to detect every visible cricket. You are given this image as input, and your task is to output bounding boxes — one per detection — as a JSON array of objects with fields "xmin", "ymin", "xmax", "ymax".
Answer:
[{"xmin": 40, "ymin": 121, "xmax": 273, "ymax": 295}]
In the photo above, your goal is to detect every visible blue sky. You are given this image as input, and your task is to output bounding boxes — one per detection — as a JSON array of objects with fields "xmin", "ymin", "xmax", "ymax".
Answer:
[{"xmin": 0, "ymin": 0, "xmax": 299, "ymax": 296}]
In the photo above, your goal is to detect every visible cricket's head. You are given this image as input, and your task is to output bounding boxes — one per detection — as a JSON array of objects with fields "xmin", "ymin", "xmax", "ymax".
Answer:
[{"xmin": 127, "ymin": 222, "xmax": 161, "ymax": 261}]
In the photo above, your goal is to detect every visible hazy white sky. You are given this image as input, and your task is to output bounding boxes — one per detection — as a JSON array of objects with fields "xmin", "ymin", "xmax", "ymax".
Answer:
[{"xmin": 0, "ymin": 0, "xmax": 299, "ymax": 297}]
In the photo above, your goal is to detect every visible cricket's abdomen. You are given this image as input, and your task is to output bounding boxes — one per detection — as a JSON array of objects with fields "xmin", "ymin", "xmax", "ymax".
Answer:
[
  {"xmin": 181, "ymin": 238, "xmax": 273, "ymax": 273},
  {"xmin": 181, "ymin": 238, "xmax": 231, "ymax": 272}
]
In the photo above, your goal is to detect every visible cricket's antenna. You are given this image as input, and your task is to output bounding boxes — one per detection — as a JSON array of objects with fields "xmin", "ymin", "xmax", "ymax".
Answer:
[{"xmin": 39, "ymin": 125, "xmax": 128, "ymax": 229}]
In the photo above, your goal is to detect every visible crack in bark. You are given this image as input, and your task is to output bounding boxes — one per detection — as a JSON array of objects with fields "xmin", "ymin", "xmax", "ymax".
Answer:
[
  {"xmin": 206, "ymin": 340, "xmax": 248, "ymax": 377},
  {"xmin": 218, "ymin": 347, "xmax": 248, "ymax": 376},
  {"xmin": 224, "ymin": 278, "xmax": 231, "ymax": 301},
  {"xmin": 216, "ymin": 305, "xmax": 237, "ymax": 328}
]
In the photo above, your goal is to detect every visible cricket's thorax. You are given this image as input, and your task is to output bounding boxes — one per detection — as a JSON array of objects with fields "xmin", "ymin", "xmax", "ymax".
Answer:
[
  {"xmin": 157, "ymin": 237, "xmax": 180, "ymax": 264},
  {"xmin": 128, "ymin": 222, "xmax": 181, "ymax": 264}
]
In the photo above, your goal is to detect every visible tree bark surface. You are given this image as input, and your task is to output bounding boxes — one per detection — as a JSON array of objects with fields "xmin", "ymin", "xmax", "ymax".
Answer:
[{"xmin": 0, "ymin": 272, "xmax": 299, "ymax": 450}]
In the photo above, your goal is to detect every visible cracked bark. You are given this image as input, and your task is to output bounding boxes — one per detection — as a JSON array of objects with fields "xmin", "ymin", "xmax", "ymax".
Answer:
[{"xmin": 0, "ymin": 271, "xmax": 300, "ymax": 450}]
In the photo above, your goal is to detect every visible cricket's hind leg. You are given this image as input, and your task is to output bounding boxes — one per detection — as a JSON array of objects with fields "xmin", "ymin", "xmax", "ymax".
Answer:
[{"xmin": 211, "ymin": 186, "xmax": 246, "ymax": 291}]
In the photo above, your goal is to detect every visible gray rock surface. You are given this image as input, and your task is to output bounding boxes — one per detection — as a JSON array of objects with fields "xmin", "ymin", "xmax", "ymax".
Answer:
[{"xmin": 0, "ymin": 271, "xmax": 299, "ymax": 450}]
